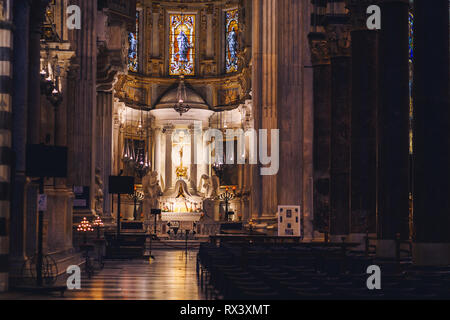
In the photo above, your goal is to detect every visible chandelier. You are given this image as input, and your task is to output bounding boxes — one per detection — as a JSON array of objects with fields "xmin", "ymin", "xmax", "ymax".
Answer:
[
  {"xmin": 122, "ymin": 107, "xmax": 151, "ymax": 179},
  {"xmin": 212, "ymin": 153, "xmax": 225, "ymax": 179},
  {"xmin": 173, "ymin": 76, "xmax": 191, "ymax": 116},
  {"xmin": 40, "ymin": 55, "xmax": 63, "ymax": 108}
]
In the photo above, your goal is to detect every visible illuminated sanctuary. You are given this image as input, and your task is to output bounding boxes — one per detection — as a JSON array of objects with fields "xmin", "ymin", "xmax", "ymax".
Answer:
[
  {"xmin": 112, "ymin": 0, "xmax": 254, "ymax": 233},
  {"xmin": 0, "ymin": 0, "xmax": 449, "ymax": 297}
]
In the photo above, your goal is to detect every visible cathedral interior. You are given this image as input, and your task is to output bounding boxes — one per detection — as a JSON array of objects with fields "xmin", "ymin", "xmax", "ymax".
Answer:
[{"xmin": 0, "ymin": 0, "xmax": 449, "ymax": 301}]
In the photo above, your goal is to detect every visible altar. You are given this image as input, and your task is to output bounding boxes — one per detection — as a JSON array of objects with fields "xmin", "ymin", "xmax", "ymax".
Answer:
[
  {"xmin": 160, "ymin": 212, "xmax": 202, "ymax": 222},
  {"xmin": 134, "ymin": 86, "xmax": 250, "ymax": 235}
]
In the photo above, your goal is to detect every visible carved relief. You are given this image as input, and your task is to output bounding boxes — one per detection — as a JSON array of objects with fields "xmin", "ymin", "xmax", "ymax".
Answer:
[
  {"xmin": 309, "ymin": 37, "xmax": 331, "ymax": 66},
  {"xmin": 148, "ymin": 58, "xmax": 165, "ymax": 76},
  {"xmin": 218, "ymin": 87, "xmax": 240, "ymax": 106},
  {"xmin": 326, "ymin": 24, "xmax": 352, "ymax": 57},
  {"xmin": 200, "ymin": 60, "xmax": 217, "ymax": 76},
  {"xmin": 114, "ymin": 75, "xmax": 150, "ymax": 107}
]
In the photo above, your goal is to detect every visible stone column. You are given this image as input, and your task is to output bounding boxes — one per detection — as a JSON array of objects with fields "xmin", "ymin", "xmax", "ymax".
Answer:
[
  {"xmin": 348, "ymin": 0, "xmax": 378, "ymax": 244},
  {"xmin": 153, "ymin": 128, "xmax": 161, "ymax": 177},
  {"xmin": 326, "ymin": 17, "xmax": 352, "ymax": 241},
  {"xmin": 151, "ymin": 5, "xmax": 160, "ymax": 58},
  {"xmin": 164, "ymin": 126, "xmax": 173, "ymax": 192},
  {"xmin": 50, "ymin": 48, "xmax": 74, "ymax": 188},
  {"xmin": 68, "ymin": 0, "xmax": 97, "ymax": 219},
  {"xmin": 277, "ymin": 0, "xmax": 304, "ymax": 211},
  {"xmin": 96, "ymin": 91, "xmax": 113, "ymax": 220},
  {"xmin": 27, "ymin": 1, "xmax": 47, "ymax": 145},
  {"xmin": 9, "ymin": 0, "xmax": 29, "ymax": 282},
  {"xmin": 412, "ymin": 0, "xmax": 450, "ymax": 266},
  {"xmin": 250, "ymin": 0, "xmax": 262, "ymax": 218},
  {"xmin": 112, "ymin": 100, "xmax": 123, "ymax": 176},
  {"xmin": 376, "ymin": 0, "xmax": 410, "ymax": 257},
  {"xmin": 24, "ymin": 0, "xmax": 49, "ymax": 270},
  {"xmin": 252, "ymin": 0, "xmax": 311, "ymax": 222},
  {"xmin": 205, "ymin": 5, "xmax": 214, "ymax": 59},
  {"xmin": 309, "ymin": 32, "xmax": 332, "ymax": 237},
  {"xmin": 189, "ymin": 125, "xmax": 197, "ymax": 192},
  {"xmin": 259, "ymin": 0, "xmax": 277, "ymax": 218},
  {"xmin": 0, "ymin": 0, "xmax": 13, "ymax": 292}
]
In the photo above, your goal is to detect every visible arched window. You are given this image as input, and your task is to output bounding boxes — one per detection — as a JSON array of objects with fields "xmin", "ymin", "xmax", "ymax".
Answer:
[
  {"xmin": 128, "ymin": 11, "xmax": 140, "ymax": 73},
  {"xmin": 225, "ymin": 9, "xmax": 239, "ymax": 73},
  {"xmin": 169, "ymin": 13, "xmax": 196, "ymax": 76}
]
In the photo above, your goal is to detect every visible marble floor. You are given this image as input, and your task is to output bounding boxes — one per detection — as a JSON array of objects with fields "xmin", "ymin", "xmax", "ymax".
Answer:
[{"xmin": 0, "ymin": 250, "xmax": 206, "ymax": 300}]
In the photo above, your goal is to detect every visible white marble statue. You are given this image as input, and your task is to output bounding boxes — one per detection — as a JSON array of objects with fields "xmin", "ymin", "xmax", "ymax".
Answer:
[
  {"xmin": 142, "ymin": 171, "xmax": 163, "ymax": 219},
  {"xmin": 94, "ymin": 168, "xmax": 104, "ymax": 216},
  {"xmin": 199, "ymin": 174, "xmax": 220, "ymax": 199}
]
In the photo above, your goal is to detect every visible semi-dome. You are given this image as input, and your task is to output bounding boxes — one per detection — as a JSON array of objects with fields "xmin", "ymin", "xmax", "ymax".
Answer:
[
  {"xmin": 154, "ymin": 85, "xmax": 210, "ymax": 110},
  {"xmin": 150, "ymin": 84, "xmax": 213, "ymax": 124}
]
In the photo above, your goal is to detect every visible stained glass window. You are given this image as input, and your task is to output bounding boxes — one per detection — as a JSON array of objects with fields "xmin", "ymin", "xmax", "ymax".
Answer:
[
  {"xmin": 225, "ymin": 9, "xmax": 239, "ymax": 73},
  {"xmin": 169, "ymin": 14, "xmax": 196, "ymax": 76},
  {"xmin": 409, "ymin": 11, "xmax": 414, "ymax": 64},
  {"xmin": 409, "ymin": 10, "xmax": 414, "ymax": 154},
  {"xmin": 128, "ymin": 11, "xmax": 139, "ymax": 72}
]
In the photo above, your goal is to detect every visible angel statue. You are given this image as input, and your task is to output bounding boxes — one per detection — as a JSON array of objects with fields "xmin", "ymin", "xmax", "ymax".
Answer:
[
  {"xmin": 142, "ymin": 171, "xmax": 162, "ymax": 211},
  {"xmin": 94, "ymin": 168, "xmax": 104, "ymax": 216},
  {"xmin": 199, "ymin": 174, "xmax": 221, "ymax": 199},
  {"xmin": 199, "ymin": 174, "xmax": 212, "ymax": 198}
]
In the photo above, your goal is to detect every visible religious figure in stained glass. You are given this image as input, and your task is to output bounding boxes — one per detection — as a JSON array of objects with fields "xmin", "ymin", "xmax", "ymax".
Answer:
[
  {"xmin": 408, "ymin": 10, "xmax": 414, "ymax": 154},
  {"xmin": 170, "ymin": 14, "xmax": 196, "ymax": 76},
  {"xmin": 128, "ymin": 12, "xmax": 139, "ymax": 72},
  {"xmin": 409, "ymin": 11, "xmax": 414, "ymax": 64},
  {"xmin": 225, "ymin": 9, "xmax": 239, "ymax": 73}
]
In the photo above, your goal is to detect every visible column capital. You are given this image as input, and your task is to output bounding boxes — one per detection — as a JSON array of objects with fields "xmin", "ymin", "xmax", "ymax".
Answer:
[
  {"xmin": 41, "ymin": 42, "xmax": 76, "ymax": 79},
  {"xmin": 325, "ymin": 23, "xmax": 352, "ymax": 57},
  {"xmin": 163, "ymin": 124, "xmax": 175, "ymax": 134},
  {"xmin": 308, "ymin": 32, "xmax": 331, "ymax": 66}
]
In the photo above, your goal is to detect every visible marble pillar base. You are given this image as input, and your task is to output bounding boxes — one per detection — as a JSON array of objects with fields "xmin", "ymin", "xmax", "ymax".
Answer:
[
  {"xmin": 46, "ymin": 187, "xmax": 74, "ymax": 253},
  {"xmin": 349, "ymin": 233, "xmax": 371, "ymax": 251},
  {"xmin": 0, "ymin": 273, "xmax": 7, "ymax": 292},
  {"xmin": 100, "ymin": 213, "xmax": 114, "ymax": 224},
  {"xmin": 8, "ymin": 256, "xmax": 27, "ymax": 282},
  {"xmin": 203, "ymin": 199, "xmax": 220, "ymax": 222},
  {"xmin": 330, "ymin": 234, "xmax": 349, "ymax": 243},
  {"xmin": 412, "ymin": 243, "xmax": 450, "ymax": 266}
]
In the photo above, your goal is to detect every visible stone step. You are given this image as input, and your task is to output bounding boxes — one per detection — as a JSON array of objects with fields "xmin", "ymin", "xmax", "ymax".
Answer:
[{"xmin": 149, "ymin": 240, "xmax": 207, "ymax": 250}]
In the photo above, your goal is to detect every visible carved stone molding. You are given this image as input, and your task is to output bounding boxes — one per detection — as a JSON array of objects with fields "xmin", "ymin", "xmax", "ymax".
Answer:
[
  {"xmin": 308, "ymin": 33, "xmax": 331, "ymax": 66},
  {"xmin": 326, "ymin": 24, "xmax": 352, "ymax": 57},
  {"xmin": 200, "ymin": 60, "xmax": 217, "ymax": 76},
  {"xmin": 148, "ymin": 58, "xmax": 165, "ymax": 76}
]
